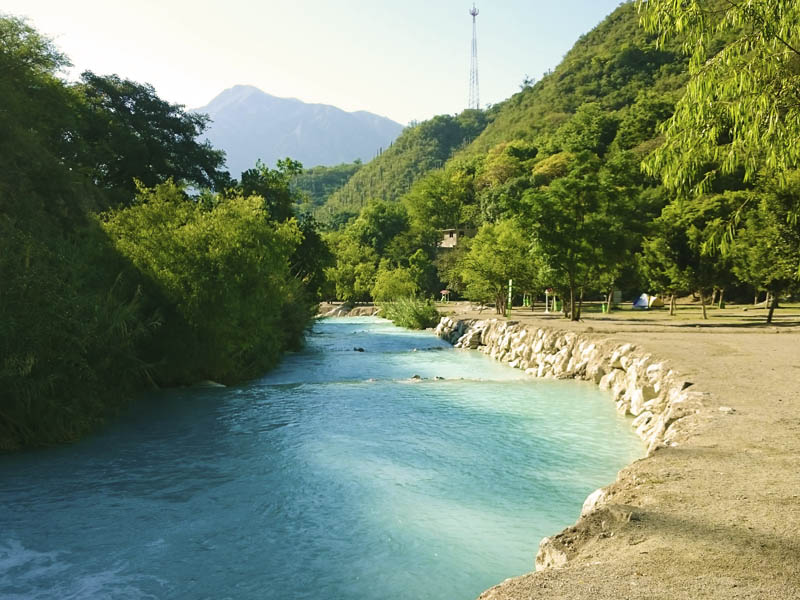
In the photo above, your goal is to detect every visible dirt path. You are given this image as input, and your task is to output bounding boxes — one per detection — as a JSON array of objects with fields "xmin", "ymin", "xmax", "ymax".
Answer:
[{"xmin": 435, "ymin": 302, "xmax": 800, "ymax": 599}]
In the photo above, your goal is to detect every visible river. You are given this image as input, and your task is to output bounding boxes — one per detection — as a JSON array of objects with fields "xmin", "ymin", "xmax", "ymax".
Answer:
[{"xmin": 0, "ymin": 317, "xmax": 643, "ymax": 600}]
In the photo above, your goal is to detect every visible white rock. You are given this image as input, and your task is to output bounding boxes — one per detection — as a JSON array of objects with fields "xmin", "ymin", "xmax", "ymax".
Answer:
[
  {"xmin": 535, "ymin": 536, "xmax": 568, "ymax": 571},
  {"xmin": 581, "ymin": 488, "xmax": 606, "ymax": 516}
]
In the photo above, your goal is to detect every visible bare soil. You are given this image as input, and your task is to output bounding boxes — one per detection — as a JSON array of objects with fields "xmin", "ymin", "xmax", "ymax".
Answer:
[{"xmin": 435, "ymin": 301, "xmax": 800, "ymax": 600}]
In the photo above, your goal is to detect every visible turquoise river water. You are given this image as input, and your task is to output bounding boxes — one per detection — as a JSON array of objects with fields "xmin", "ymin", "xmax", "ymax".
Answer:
[{"xmin": 0, "ymin": 317, "xmax": 643, "ymax": 600}]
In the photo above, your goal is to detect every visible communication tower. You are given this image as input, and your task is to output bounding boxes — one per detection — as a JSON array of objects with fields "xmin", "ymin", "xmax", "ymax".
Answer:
[{"xmin": 468, "ymin": 4, "xmax": 480, "ymax": 110}]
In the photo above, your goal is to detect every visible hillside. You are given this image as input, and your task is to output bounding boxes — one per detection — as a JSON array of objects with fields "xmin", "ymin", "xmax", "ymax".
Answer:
[
  {"xmin": 458, "ymin": 1, "xmax": 688, "ymax": 157},
  {"xmin": 291, "ymin": 161, "xmax": 363, "ymax": 214},
  {"xmin": 319, "ymin": 109, "xmax": 488, "ymax": 223},
  {"xmin": 319, "ymin": 1, "xmax": 689, "ymax": 226},
  {"xmin": 194, "ymin": 85, "xmax": 403, "ymax": 178}
]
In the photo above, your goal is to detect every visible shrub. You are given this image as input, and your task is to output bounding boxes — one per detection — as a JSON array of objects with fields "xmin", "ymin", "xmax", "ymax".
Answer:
[{"xmin": 380, "ymin": 297, "xmax": 440, "ymax": 330}]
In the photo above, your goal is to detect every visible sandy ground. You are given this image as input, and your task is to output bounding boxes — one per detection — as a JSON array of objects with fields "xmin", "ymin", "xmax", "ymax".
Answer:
[{"xmin": 431, "ymin": 301, "xmax": 800, "ymax": 600}]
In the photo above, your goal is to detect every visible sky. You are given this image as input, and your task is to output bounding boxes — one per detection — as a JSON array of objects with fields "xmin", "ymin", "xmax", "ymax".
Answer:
[{"xmin": 4, "ymin": 0, "xmax": 627, "ymax": 125}]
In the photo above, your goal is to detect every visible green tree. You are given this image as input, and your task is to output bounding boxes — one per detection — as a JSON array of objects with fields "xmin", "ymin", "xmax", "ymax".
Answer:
[
  {"xmin": 349, "ymin": 200, "xmax": 410, "ymax": 256},
  {"xmin": 404, "ymin": 166, "xmax": 477, "ymax": 230},
  {"xmin": 520, "ymin": 152, "xmax": 647, "ymax": 320},
  {"xmin": 458, "ymin": 219, "xmax": 537, "ymax": 315},
  {"xmin": 74, "ymin": 71, "xmax": 229, "ymax": 205},
  {"xmin": 554, "ymin": 103, "xmax": 619, "ymax": 157},
  {"xmin": 639, "ymin": 195, "xmax": 738, "ymax": 319},
  {"xmin": 239, "ymin": 158, "xmax": 303, "ymax": 222},
  {"xmin": 730, "ymin": 177, "xmax": 800, "ymax": 322},
  {"xmin": 324, "ymin": 232, "xmax": 379, "ymax": 303},
  {"xmin": 372, "ymin": 262, "xmax": 418, "ymax": 302},
  {"xmin": 102, "ymin": 181, "xmax": 306, "ymax": 383},
  {"xmin": 637, "ymin": 0, "xmax": 800, "ymax": 202}
]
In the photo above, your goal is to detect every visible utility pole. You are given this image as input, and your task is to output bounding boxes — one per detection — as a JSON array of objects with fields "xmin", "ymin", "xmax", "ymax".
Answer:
[{"xmin": 468, "ymin": 4, "xmax": 480, "ymax": 110}]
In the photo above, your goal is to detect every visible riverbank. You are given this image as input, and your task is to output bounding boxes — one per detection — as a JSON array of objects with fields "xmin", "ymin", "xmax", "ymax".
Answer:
[{"xmin": 436, "ymin": 302, "xmax": 800, "ymax": 599}]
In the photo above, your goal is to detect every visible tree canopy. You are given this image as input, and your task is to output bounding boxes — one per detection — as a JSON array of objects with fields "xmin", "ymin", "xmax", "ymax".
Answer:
[{"xmin": 636, "ymin": 0, "xmax": 800, "ymax": 198}]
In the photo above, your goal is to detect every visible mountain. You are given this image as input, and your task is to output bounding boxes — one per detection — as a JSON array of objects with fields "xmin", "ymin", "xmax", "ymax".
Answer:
[{"xmin": 193, "ymin": 85, "xmax": 404, "ymax": 177}]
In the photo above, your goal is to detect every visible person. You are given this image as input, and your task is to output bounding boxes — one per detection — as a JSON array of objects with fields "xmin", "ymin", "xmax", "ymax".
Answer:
[{"xmin": 440, "ymin": 289, "xmax": 450, "ymax": 303}]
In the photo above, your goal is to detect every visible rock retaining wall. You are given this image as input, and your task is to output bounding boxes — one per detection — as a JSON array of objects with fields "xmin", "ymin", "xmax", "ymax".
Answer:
[
  {"xmin": 319, "ymin": 304, "xmax": 381, "ymax": 317},
  {"xmin": 434, "ymin": 316, "xmax": 705, "ymax": 571}
]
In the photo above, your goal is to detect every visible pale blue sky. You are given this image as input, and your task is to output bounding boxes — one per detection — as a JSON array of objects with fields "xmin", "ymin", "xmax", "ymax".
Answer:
[{"xmin": 5, "ymin": 0, "xmax": 628, "ymax": 124}]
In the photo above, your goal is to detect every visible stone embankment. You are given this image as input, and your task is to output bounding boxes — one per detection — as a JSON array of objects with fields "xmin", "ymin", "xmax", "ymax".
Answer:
[
  {"xmin": 318, "ymin": 303, "xmax": 381, "ymax": 317},
  {"xmin": 434, "ymin": 316, "xmax": 705, "ymax": 571}
]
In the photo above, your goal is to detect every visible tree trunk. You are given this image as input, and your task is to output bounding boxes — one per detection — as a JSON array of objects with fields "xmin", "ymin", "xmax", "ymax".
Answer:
[
  {"xmin": 767, "ymin": 290, "xmax": 778, "ymax": 323},
  {"xmin": 606, "ymin": 288, "xmax": 614, "ymax": 312},
  {"xmin": 711, "ymin": 288, "xmax": 718, "ymax": 306},
  {"xmin": 569, "ymin": 281, "xmax": 578, "ymax": 321},
  {"xmin": 700, "ymin": 291, "xmax": 708, "ymax": 320},
  {"xmin": 754, "ymin": 291, "xmax": 759, "ymax": 305},
  {"xmin": 718, "ymin": 288, "xmax": 725, "ymax": 309},
  {"xmin": 669, "ymin": 293, "xmax": 676, "ymax": 316},
  {"xmin": 576, "ymin": 286, "xmax": 584, "ymax": 321},
  {"xmin": 495, "ymin": 292, "xmax": 505, "ymax": 316}
]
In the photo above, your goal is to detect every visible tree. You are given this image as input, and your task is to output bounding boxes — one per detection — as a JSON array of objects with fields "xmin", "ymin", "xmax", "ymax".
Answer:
[
  {"xmin": 0, "ymin": 16, "xmax": 92, "ymax": 216},
  {"xmin": 372, "ymin": 262, "xmax": 418, "ymax": 302},
  {"xmin": 102, "ymin": 181, "xmax": 306, "ymax": 382},
  {"xmin": 458, "ymin": 219, "xmax": 537, "ymax": 315},
  {"xmin": 520, "ymin": 151, "xmax": 647, "ymax": 320},
  {"xmin": 349, "ymin": 200, "xmax": 410, "ymax": 256},
  {"xmin": 404, "ymin": 165, "xmax": 477, "ymax": 230},
  {"xmin": 637, "ymin": 0, "xmax": 800, "ymax": 205},
  {"xmin": 730, "ymin": 176, "xmax": 800, "ymax": 322},
  {"xmin": 239, "ymin": 158, "xmax": 302, "ymax": 222},
  {"xmin": 74, "ymin": 71, "xmax": 229, "ymax": 205},
  {"xmin": 324, "ymin": 232, "xmax": 379, "ymax": 303},
  {"xmin": 554, "ymin": 103, "xmax": 619, "ymax": 157},
  {"xmin": 639, "ymin": 195, "xmax": 738, "ymax": 319},
  {"xmin": 290, "ymin": 212, "xmax": 334, "ymax": 302}
]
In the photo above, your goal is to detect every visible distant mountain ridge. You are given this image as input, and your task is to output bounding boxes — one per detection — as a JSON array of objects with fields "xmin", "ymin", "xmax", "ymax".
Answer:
[{"xmin": 193, "ymin": 85, "xmax": 404, "ymax": 177}]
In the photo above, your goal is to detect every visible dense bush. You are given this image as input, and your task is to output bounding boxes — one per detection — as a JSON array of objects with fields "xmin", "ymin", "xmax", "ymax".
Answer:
[
  {"xmin": 380, "ymin": 297, "xmax": 440, "ymax": 330},
  {"xmin": 101, "ymin": 181, "xmax": 311, "ymax": 384},
  {"xmin": 0, "ymin": 16, "xmax": 324, "ymax": 449}
]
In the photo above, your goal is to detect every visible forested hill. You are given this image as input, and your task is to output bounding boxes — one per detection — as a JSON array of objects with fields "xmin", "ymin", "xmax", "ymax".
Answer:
[
  {"xmin": 322, "ymin": 0, "xmax": 800, "ymax": 323},
  {"xmin": 319, "ymin": 109, "xmax": 487, "ymax": 224},
  {"xmin": 291, "ymin": 162, "xmax": 363, "ymax": 215},
  {"xmin": 318, "ymin": 1, "xmax": 688, "ymax": 225},
  {"xmin": 459, "ymin": 1, "xmax": 688, "ymax": 157}
]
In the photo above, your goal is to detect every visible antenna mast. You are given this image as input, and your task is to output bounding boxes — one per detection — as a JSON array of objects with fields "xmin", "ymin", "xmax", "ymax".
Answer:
[{"xmin": 468, "ymin": 4, "xmax": 480, "ymax": 110}]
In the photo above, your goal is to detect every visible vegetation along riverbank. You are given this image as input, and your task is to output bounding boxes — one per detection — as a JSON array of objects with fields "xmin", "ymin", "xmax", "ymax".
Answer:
[{"xmin": 0, "ymin": 17, "xmax": 331, "ymax": 449}]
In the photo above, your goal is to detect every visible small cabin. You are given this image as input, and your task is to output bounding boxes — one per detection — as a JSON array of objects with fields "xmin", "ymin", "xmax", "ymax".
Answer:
[{"xmin": 439, "ymin": 228, "xmax": 474, "ymax": 248}]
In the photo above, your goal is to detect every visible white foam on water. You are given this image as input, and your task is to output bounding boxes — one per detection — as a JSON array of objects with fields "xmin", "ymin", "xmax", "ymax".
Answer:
[{"xmin": 0, "ymin": 539, "xmax": 162, "ymax": 600}]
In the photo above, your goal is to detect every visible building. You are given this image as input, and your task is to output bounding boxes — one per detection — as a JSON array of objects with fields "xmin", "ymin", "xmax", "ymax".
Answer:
[{"xmin": 439, "ymin": 228, "xmax": 474, "ymax": 248}]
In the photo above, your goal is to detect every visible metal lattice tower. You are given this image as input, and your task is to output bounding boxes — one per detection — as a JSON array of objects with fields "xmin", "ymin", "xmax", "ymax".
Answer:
[{"xmin": 468, "ymin": 4, "xmax": 480, "ymax": 110}]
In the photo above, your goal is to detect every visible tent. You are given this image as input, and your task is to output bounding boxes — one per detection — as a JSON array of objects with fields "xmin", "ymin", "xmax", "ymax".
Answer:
[
  {"xmin": 633, "ymin": 293, "xmax": 650, "ymax": 309},
  {"xmin": 633, "ymin": 293, "xmax": 664, "ymax": 309}
]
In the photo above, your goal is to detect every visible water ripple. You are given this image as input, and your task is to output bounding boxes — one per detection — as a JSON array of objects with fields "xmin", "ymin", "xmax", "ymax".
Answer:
[{"xmin": 0, "ymin": 317, "xmax": 643, "ymax": 600}]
